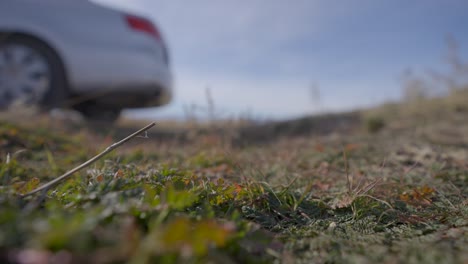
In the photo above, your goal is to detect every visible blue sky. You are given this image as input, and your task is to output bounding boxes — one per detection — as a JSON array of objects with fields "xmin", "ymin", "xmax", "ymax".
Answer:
[{"xmin": 95, "ymin": 0, "xmax": 468, "ymax": 120}]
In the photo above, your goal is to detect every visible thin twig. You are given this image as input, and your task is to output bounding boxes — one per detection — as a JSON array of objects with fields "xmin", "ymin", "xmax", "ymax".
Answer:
[{"xmin": 20, "ymin": 122, "xmax": 156, "ymax": 197}]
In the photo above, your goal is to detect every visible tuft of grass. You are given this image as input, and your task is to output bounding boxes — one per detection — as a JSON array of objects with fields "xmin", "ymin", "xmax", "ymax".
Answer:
[{"xmin": 365, "ymin": 116, "xmax": 385, "ymax": 133}]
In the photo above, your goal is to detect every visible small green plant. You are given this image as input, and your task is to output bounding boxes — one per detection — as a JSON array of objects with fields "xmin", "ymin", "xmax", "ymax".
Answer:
[{"xmin": 365, "ymin": 116, "xmax": 385, "ymax": 133}]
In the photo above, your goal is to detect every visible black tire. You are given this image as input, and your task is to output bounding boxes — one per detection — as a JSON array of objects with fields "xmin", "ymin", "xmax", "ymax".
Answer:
[
  {"xmin": 0, "ymin": 34, "xmax": 68, "ymax": 110},
  {"xmin": 73, "ymin": 101, "xmax": 121, "ymax": 123}
]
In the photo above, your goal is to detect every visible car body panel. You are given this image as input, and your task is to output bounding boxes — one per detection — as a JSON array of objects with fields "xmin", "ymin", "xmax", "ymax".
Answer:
[{"xmin": 0, "ymin": 0, "xmax": 172, "ymax": 108}]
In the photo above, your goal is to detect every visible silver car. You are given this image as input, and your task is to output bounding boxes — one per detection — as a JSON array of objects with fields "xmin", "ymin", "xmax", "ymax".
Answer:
[{"xmin": 0, "ymin": 0, "xmax": 172, "ymax": 121}]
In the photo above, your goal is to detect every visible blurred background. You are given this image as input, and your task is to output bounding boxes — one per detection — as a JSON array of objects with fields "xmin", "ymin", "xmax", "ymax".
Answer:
[{"xmin": 95, "ymin": 0, "xmax": 468, "ymax": 121}]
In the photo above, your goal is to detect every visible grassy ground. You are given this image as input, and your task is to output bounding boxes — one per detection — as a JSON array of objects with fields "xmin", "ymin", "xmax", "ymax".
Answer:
[{"xmin": 0, "ymin": 91, "xmax": 467, "ymax": 263}]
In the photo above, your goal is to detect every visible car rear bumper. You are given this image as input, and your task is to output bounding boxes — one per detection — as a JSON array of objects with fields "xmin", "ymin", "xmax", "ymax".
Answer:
[{"xmin": 64, "ymin": 40, "xmax": 173, "ymax": 109}]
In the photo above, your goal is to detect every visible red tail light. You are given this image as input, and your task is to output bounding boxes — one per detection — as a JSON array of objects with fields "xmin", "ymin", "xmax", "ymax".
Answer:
[{"xmin": 125, "ymin": 14, "xmax": 162, "ymax": 41}]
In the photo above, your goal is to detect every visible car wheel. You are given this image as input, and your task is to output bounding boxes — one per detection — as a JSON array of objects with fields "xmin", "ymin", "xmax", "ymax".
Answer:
[{"xmin": 0, "ymin": 35, "xmax": 67, "ymax": 110}]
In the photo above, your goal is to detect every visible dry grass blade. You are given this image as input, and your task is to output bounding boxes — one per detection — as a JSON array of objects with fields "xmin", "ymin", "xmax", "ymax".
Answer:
[
  {"xmin": 355, "ymin": 178, "xmax": 382, "ymax": 196},
  {"xmin": 343, "ymin": 148, "xmax": 351, "ymax": 193},
  {"xmin": 20, "ymin": 122, "xmax": 156, "ymax": 197}
]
